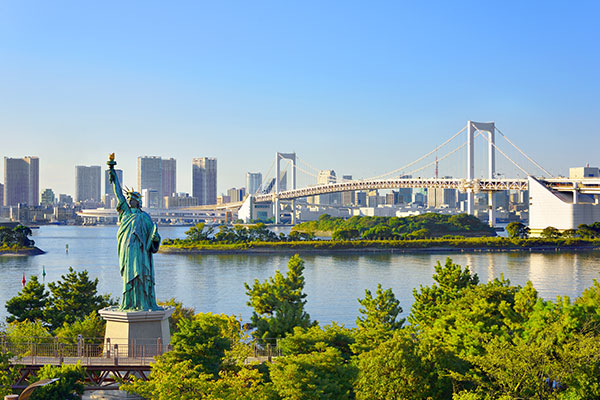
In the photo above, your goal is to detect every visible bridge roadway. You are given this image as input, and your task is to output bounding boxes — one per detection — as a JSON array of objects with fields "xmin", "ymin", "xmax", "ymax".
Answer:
[
  {"xmin": 253, "ymin": 178, "xmax": 530, "ymax": 203},
  {"xmin": 252, "ymin": 177, "xmax": 600, "ymax": 203}
]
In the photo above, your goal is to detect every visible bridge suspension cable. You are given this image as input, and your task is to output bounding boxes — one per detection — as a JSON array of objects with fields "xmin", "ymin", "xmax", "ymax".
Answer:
[
  {"xmin": 258, "ymin": 158, "xmax": 277, "ymax": 193},
  {"xmin": 366, "ymin": 125, "xmax": 467, "ymax": 180},
  {"xmin": 296, "ymin": 156, "xmax": 321, "ymax": 173},
  {"xmin": 401, "ymin": 131, "xmax": 483, "ymax": 177},
  {"xmin": 478, "ymin": 128, "xmax": 531, "ymax": 176},
  {"xmin": 294, "ymin": 163, "xmax": 318, "ymax": 179},
  {"xmin": 494, "ymin": 127, "xmax": 552, "ymax": 177}
]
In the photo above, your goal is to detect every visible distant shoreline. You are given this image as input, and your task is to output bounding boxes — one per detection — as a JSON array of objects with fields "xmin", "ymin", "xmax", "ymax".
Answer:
[{"xmin": 0, "ymin": 247, "xmax": 45, "ymax": 256}]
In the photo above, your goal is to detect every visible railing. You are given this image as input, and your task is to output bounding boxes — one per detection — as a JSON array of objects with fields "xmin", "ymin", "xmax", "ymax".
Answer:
[
  {"xmin": 248, "ymin": 339, "xmax": 281, "ymax": 361},
  {"xmin": 1, "ymin": 336, "xmax": 171, "ymax": 367},
  {"xmin": 2, "ymin": 335, "xmax": 282, "ymax": 366}
]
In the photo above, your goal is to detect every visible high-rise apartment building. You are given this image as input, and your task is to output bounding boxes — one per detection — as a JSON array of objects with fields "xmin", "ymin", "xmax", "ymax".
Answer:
[
  {"xmin": 105, "ymin": 169, "xmax": 123, "ymax": 195},
  {"xmin": 0, "ymin": 183, "xmax": 3, "ymax": 206},
  {"xmin": 427, "ymin": 187, "xmax": 457, "ymax": 209},
  {"xmin": 227, "ymin": 187, "xmax": 246, "ymax": 202},
  {"xmin": 341, "ymin": 175, "xmax": 354, "ymax": 206},
  {"xmin": 316, "ymin": 170, "xmax": 340, "ymax": 205},
  {"xmin": 75, "ymin": 165, "xmax": 102, "ymax": 202},
  {"xmin": 192, "ymin": 157, "xmax": 217, "ymax": 205},
  {"xmin": 161, "ymin": 158, "xmax": 177, "ymax": 199},
  {"xmin": 246, "ymin": 172, "xmax": 262, "ymax": 195},
  {"xmin": 138, "ymin": 156, "xmax": 162, "ymax": 201},
  {"xmin": 4, "ymin": 156, "xmax": 39, "ymax": 206},
  {"xmin": 137, "ymin": 156, "xmax": 176, "ymax": 207},
  {"xmin": 41, "ymin": 189, "xmax": 55, "ymax": 206}
]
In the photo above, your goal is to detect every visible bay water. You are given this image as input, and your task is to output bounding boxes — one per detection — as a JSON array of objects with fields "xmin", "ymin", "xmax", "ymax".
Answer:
[{"xmin": 1, "ymin": 226, "xmax": 599, "ymax": 327}]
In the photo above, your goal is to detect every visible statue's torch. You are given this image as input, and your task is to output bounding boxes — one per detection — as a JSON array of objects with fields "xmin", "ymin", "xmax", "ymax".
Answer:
[{"xmin": 107, "ymin": 153, "xmax": 117, "ymax": 170}]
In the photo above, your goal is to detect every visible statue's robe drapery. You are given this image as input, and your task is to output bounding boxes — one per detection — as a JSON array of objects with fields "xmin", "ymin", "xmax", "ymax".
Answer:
[{"xmin": 116, "ymin": 198, "xmax": 160, "ymax": 311}]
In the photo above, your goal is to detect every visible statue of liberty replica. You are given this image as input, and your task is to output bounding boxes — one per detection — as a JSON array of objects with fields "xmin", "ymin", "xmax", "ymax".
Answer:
[
  {"xmin": 100, "ymin": 153, "xmax": 173, "ymax": 356},
  {"xmin": 107, "ymin": 153, "xmax": 160, "ymax": 311}
]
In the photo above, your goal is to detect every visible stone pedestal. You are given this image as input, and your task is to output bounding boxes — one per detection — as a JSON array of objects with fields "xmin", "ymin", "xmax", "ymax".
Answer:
[{"xmin": 99, "ymin": 306, "xmax": 174, "ymax": 358}]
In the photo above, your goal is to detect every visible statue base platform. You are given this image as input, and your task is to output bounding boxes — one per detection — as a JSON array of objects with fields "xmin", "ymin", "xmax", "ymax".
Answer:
[{"xmin": 99, "ymin": 306, "xmax": 174, "ymax": 358}]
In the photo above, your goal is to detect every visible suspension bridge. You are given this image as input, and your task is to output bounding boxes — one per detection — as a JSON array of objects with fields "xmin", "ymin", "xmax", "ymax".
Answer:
[{"xmin": 238, "ymin": 120, "xmax": 600, "ymax": 230}]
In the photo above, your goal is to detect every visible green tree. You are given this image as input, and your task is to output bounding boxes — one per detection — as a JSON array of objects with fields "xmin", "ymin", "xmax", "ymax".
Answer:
[
  {"xmin": 245, "ymin": 255, "xmax": 312, "ymax": 342},
  {"xmin": 506, "ymin": 221, "xmax": 529, "ymax": 239},
  {"xmin": 332, "ymin": 228, "xmax": 360, "ymax": 241},
  {"xmin": 353, "ymin": 284, "xmax": 404, "ymax": 353},
  {"xmin": 185, "ymin": 222, "xmax": 214, "ymax": 242},
  {"xmin": 123, "ymin": 312, "xmax": 252, "ymax": 399},
  {"xmin": 356, "ymin": 284, "xmax": 403, "ymax": 331},
  {"xmin": 561, "ymin": 228, "xmax": 578, "ymax": 238},
  {"xmin": 409, "ymin": 257, "xmax": 479, "ymax": 329},
  {"xmin": 540, "ymin": 226, "xmax": 561, "ymax": 239},
  {"xmin": 164, "ymin": 313, "xmax": 234, "ymax": 377},
  {"xmin": 123, "ymin": 359, "xmax": 214, "ymax": 400},
  {"xmin": 279, "ymin": 323, "xmax": 355, "ymax": 360},
  {"xmin": 29, "ymin": 362, "xmax": 86, "ymax": 400},
  {"xmin": 158, "ymin": 298, "xmax": 195, "ymax": 333},
  {"xmin": 5, "ymin": 275, "xmax": 49, "ymax": 323},
  {"xmin": 54, "ymin": 311, "xmax": 106, "ymax": 341},
  {"xmin": 4, "ymin": 320, "xmax": 52, "ymax": 346},
  {"xmin": 355, "ymin": 331, "xmax": 436, "ymax": 400},
  {"xmin": 46, "ymin": 267, "xmax": 112, "ymax": 330},
  {"xmin": 270, "ymin": 345, "xmax": 357, "ymax": 400}
]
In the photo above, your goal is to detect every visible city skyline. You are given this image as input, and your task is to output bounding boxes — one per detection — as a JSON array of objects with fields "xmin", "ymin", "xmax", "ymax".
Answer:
[{"xmin": 1, "ymin": 2, "xmax": 599, "ymax": 195}]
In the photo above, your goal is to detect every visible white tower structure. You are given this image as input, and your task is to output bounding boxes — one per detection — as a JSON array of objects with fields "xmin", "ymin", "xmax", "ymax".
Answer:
[
  {"xmin": 467, "ymin": 121, "xmax": 496, "ymax": 226},
  {"xmin": 274, "ymin": 152, "xmax": 296, "ymax": 224}
]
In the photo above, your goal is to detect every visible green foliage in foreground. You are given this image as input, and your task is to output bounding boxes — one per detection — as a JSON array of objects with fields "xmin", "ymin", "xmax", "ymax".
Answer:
[
  {"xmin": 0, "ymin": 352, "xmax": 19, "ymax": 398},
  {"xmin": 122, "ymin": 254, "xmax": 600, "ymax": 400}
]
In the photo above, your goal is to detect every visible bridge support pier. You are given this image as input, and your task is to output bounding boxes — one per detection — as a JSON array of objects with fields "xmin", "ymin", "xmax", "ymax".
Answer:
[{"xmin": 274, "ymin": 198, "xmax": 280, "ymax": 224}]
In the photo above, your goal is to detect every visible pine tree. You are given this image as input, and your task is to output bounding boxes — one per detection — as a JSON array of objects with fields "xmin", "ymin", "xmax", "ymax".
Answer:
[
  {"xmin": 46, "ymin": 267, "xmax": 112, "ymax": 330},
  {"xmin": 5, "ymin": 275, "xmax": 49, "ymax": 323},
  {"xmin": 245, "ymin": 254, "xmax": 312, "ymax": 342}
]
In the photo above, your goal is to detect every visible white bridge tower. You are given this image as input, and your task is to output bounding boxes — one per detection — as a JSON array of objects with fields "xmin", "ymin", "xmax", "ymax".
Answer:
[{"xmin": 467, "ymin": 121, "xmax": 496, "ymax": 226}]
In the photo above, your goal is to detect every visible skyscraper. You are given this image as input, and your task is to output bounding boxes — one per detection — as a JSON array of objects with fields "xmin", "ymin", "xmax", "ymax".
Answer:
[
  {"xmin": 137, "ymin": 156, "xmax": 176, "ymax": 207},
  {"xmin": 4, "ymin": 156, "xmax": 39, "ymax": 206},
  {"xmin": 75, "ymin": 165, "xmax": 102, "ymax": 202},
  {"xmin": 105, "ymin": 169, "xmax": 123, "ymax": 195},
  {"xmin": 192, "ymin": 157, "xmax": 217, "ymax": 205},
  {"xmin": 161, "ymin": 158, "xmax": 177, "ymax": 199},
  {"xmin": 246, "ymin": 172, "xmax": 262, "ymax": 195},
  {"xmin": 138, "ymin": 156, "xmax": 162, "ymax": 200}
]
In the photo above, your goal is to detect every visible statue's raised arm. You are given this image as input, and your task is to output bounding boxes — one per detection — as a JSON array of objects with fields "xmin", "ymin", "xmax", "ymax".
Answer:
[{"xmin": 107, "ymin": 153, "xmax": 126, "ymax": 207}]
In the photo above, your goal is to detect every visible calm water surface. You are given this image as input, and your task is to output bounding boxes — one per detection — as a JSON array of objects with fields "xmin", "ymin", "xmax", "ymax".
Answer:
[{"xmin": 1, "ymin": 226, "xmax": 599, "ymax": 327}]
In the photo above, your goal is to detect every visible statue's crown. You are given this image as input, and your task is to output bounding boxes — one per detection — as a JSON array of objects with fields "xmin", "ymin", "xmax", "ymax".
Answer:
[{"xmin": 124, "ymin": 187, "xmax": 142, "ymax": 201}]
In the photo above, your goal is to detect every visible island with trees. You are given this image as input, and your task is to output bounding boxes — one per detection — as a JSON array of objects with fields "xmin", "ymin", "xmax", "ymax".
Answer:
[
  {"xmin": 160, "ymin": 214, "xmax": 600, "ymax": 254},
  {"xmin": 0, "ymin": 225, "xmax": 44, "ymax": 255}
]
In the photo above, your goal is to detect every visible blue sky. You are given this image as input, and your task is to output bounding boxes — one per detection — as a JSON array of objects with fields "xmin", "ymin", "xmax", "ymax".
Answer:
[{"xmin": 1, "ymin": 1, "xmax": 598, "ymax": 195}]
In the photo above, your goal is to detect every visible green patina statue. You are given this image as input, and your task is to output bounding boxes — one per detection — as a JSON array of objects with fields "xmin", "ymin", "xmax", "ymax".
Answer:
[{"xmin": 108, "ymin": 153, "xmax": 161, "ymax": 311}]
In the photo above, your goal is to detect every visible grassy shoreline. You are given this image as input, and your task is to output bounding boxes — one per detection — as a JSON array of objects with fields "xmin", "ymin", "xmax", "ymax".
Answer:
[{"xmin": 160, "ymin": 237, "xmax": 600, "ymax": 255}]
